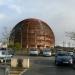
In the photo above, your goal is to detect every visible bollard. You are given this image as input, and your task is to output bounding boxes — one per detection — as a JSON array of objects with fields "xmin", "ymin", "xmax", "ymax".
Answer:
[
  {"xmin": 1, "ymin": 59, "xmax": 3, "ymax": 63},
  {"xmin": 22, "ymin": 58, "xmax": 29, "ymax": 68},
  {"xmin": 11, "ymin": 58, "xmax": 18, "ymax": 68},
  {"xmin": 11, "ymin": 58, "xmax": 30, "ymax": 68}
]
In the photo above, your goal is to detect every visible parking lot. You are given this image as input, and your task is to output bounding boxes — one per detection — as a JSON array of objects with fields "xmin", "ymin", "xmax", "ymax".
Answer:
[
  {"xmin": 22, "ymin": 56, "xmax": 75, "ymax": 75},
  {"xmin": 0, "ymin": 56, "xmax": 75, "ymax": 75},
  {"xmin": 0, "ymin": 68, "xmax": 5, "ymax": 75}
]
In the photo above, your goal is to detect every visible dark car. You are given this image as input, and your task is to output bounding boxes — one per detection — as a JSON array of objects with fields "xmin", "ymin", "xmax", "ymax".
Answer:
[
  {"xmin": 55, "ymin": 51, "xmax": 73, "ymax": 65},
  {"xmin": 72, "ymin": 52, "xmax": 75, "ymax": 68}
]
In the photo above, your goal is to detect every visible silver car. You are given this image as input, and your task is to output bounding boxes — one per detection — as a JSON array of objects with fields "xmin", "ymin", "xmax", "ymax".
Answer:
[
  {"xmin": 43, "ymin": 48, "xmax": 51, "ymax": 56},
  {"xmin": 29, "ymin": 48, "xmax": 39, "ymax": 56}
]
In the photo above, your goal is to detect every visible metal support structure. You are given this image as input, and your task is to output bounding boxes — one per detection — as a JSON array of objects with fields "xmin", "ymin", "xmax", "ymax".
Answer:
[
  {"xmin": 27, "ymin": 23, "xmax": 29, "ymax": 48},
  {"xmin": 21, "ymin": 28, "xmax": 22, "ymax": 49},
  {"xmin": 10, "ymin": 19, "xmax": 55, "ymax": 49}
]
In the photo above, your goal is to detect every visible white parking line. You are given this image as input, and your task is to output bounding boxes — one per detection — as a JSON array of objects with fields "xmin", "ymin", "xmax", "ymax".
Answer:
[
  {"xmin": 19, "ymin": 69, "xmax": 28, "ymax": 75},
  {"xmin": 48, "ymin": 65, "xmax": 56, "ymax": 68},
  {"xmin": 38, "ymin": 64, "xmax": 56, "ymax": 68}
]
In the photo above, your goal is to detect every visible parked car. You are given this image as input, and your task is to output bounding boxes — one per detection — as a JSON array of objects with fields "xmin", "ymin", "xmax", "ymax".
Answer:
[
  {"xmin": 43, "ymin": 48, "xmax": 51, "ymax": 56},
  {"xmin": 68, "ymin": 51, "xmax": 73, "ymax": 56},
  {"xmin": 0, "ymin": 50, "xmax": 12, "ymax": 63},
  {"xmin": 55, "ymin": 51, "xmax": 73, "ymax": 65},
  {"xmin": 29, "ymin": 48, "xmax": 39, "ymax": 56},
  {"xmin": 71, "ymin": 52, "xmax": 75, "ymax": 68}
]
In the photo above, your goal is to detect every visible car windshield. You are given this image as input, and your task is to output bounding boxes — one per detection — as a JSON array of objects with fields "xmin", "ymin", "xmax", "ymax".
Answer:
[{"xmin": 57, "ymin": 52, "xmax": 69, "ymax": 56}]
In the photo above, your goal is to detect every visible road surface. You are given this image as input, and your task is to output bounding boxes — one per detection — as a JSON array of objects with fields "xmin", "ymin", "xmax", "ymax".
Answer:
[{"xmin": 22, "ymin": 56, "xmax": 75, "ymax": 75}]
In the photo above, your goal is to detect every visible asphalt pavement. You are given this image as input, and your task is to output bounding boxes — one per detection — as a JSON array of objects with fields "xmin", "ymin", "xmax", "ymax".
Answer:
[
  {"xmin": 22, "ymin": 56, "xmax": 75, "ymax": 75},
  {"xmin": 0, "ymin": 56, "xmax": 75, "ymax": 75},
  {"xmin": 0, "ymin": 68, "xmax": 5, "ymax": 75}
]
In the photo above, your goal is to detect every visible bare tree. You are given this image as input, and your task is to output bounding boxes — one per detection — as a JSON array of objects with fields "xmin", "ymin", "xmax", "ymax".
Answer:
[
  {"xmin": 1, "ymin": 26, "xmax": 12, "ymax": 46},
  {"xmin": 65, "ymin": 32, "xmax": 75, "ymax": 40}
]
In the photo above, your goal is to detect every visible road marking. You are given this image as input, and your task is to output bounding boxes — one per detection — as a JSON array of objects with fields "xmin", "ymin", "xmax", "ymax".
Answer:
[
  {"xmin": 19, "ymin": 69, "xmax": 27, "ymax": 75},
  {"xmin": 48, "ymin": 65, "xmax": 56, "ymax": 68},
  {"xmin": 36, "ymin": 64, "xmax": 56, "ymax": 68}
]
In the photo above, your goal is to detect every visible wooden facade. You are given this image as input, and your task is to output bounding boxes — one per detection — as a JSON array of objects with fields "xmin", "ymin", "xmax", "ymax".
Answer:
[{"xmin": 10, "ymin": 18, "xmax": 55, "ymax": 49}]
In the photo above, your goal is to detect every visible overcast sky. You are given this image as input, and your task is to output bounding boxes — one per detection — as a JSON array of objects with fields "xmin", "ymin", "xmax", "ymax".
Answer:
[{"xmin": 0, "ymin": 0, "xmax": 75, "ymax": 46}]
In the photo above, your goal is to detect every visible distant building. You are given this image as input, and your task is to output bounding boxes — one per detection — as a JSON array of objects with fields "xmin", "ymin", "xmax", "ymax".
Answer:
[
  {"xmin": 0, "ymin": 42, "xmax": 7, "ymax": 49},
  {"xmin": 9, "ymin": 18, "xmax": 55, "ymax": 49},
  {"xmin": 0, "ymin": 42, "xmax": 2, "ymax": 48}
]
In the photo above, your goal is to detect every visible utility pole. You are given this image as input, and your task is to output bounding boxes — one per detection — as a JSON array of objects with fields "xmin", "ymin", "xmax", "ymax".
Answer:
[
  {"xmin": 63, "ymin": 41, "xmax": 65, "ymax": 47},
  {"xmin": 68, "ymin": 42, "xmax": 71, "ymax": 47},
  {"xmin": 63, "ymin": 41, "xmax": 65, "ymax": 50}
]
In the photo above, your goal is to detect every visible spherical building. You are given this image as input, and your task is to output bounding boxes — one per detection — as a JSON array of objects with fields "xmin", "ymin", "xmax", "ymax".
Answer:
[{"xmin": 10, "ymin": 18, "xmax": 55, "ymax": 49}]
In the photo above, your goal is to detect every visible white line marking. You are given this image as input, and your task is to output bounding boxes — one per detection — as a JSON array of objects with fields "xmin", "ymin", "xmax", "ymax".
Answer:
[{"xmin": 19, "ymin": 69, "xmax": 28, "ymax": 75}]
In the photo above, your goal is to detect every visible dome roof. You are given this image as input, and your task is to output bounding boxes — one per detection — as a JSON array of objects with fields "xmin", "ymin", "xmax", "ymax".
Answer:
[{"xmin": 10, "ymin": 18, "xmax": 55, "ymax": 49}]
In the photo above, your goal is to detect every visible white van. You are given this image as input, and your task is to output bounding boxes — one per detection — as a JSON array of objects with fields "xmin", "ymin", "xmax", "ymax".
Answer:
[{"xmin": 0, "ymin": 50, "xmax": 12, "ymax": 62}]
